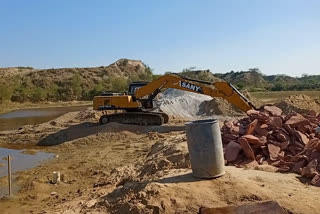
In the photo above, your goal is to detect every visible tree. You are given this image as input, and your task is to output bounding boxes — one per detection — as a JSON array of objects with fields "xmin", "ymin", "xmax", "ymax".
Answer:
[
  {"xmin": 110, "ymin": 76, "xmax": 128, "ymax": 92},
  {"xmin": 248, "ymin": 68, "xmax": 261, "ymax": 74},
  {"xmin": 70, "ymin": 73, "xmax": 82, "ymax": 99}
]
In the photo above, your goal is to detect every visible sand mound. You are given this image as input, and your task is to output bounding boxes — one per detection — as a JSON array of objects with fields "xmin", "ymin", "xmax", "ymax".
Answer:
[
  {"xmin": 241, "ymin": 90, "xmax": 263, "ymax": 108},
  {"xmin": 198, "ymin": 98, "xmax": 244, "ymax": 116},
  {"xmin": 158, "ymin": 89, "xmax": 246, "ymax": 118},
  {"xmin": 98, "ymin": 133, "xmax": 189, "ymax": 187},
  {"xmin": 158, "ymin": 89, "xmax": 212, "ymax": 118},
  {"xmin": 74, "ymin": 108, "xmax": 102, "ymax": 121},
  {"xmin": 275, "ymin": 94, "xmax": 320, "ymax": 114}
]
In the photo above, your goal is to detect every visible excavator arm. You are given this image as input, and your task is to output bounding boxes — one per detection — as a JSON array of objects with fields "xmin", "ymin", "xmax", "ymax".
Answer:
[{"xmin": 135, "ymin": 74, "xmax": 255, "ymax": 112}]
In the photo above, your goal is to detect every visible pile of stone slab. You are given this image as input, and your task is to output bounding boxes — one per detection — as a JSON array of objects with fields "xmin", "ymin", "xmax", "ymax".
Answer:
[{"xmin": 222, "ymin": 105, "xmax": 320, "ymax": 187}]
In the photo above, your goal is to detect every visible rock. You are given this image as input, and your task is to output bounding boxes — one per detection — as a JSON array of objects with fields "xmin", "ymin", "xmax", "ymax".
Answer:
[
  {"xmin": 301, "ymin": 159, "xmax": 318, "ymax": 178},
  {"xmin": 239, "ymin": 124, "xmax": 246, "ymax": 135},
  {"xmin": 311, "ymin": 174, "xmax": 320, "ymax": 187},
  {"xmin": 276, "ymin": 130, "xmax": 290, "ymax": 142},
  {"xmin": 224, "ymin": 141, "xmax": 242, "ymax": 162},
  {"xmin": 258, "ymin": 136, "xmax": 267, "ymax": 145},
  {"xmin": 239, "ymin": 137, "xmax": 255, "ymax": 160},
  {"xmin": 280, "ymin": 141, "xmax": 290, "ymax": 150},
  {"xmin": 246, "ymin": 109, "xmax": 260, "ymax": 116},
  {"xmin": 242, "ymin": 160, "xmax": 259, "ymax": 169},
  {"xmin": 296, "ymin": 131, "xmax": 309, "ymax": 145},
  {"xmin": 231, "ymin": 125, "xmax": 240, "ymax": 134},
  {"xmin": 264, "ymin": 105, "xmax": 282, "ymax": 116},
  {"xmin": 277, "ymin": 166, "xmax": 291, "ymax": 172},
  {"xmin": 242, "ymin": 135, "xmax": 260, "ymax": 145},
  {"xmin": 254, "ymin": 124, "xmax": 268, "ymax": 137},
  {"xmin": 246, "ymin": 119, "xmax": 258, "ymax": 135},
  {"xmin": 224, "ymin": 121, "xmax": 233, "ymax": 129},
  {"xmin": 297, "ymin": 125, "xmax": 312, "ymax": 134},
  {"xmin": 223, "ymin": 133, "xmax": 238, "ymax": 140},
  {"xmin": 283, "ymin": 124, "xmax": 295, "ymax": 136},
  {"xmin": 247, "ymin": 110, "xmax": 269, "ymax": 123},
  {"xmin": 285, "ymin": 114, "xmax": 310, "ymax": 128},
  {"xmin": 50, "ymin": 192, "xmax": 58, "ymax": 196},
  {"xmin": 292, "ymin": 160, "xmax": 306, "ymax": 174},
  {"xmin": 86, "ymin": 199, "xmax": 97, "ymax": 208},
  {"xmin": 268, "ymin": 117, "xmax": 283, "ymax": 129},
  {"xmin": 268, "ymin": 144, "xmax": 281, "ymax": 161}
]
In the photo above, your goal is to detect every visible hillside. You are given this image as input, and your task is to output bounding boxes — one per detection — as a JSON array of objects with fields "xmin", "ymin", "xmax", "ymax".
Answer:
[
  {"xmin": 0, "ymin": 59, "xmax": 153, "ymax": 103},
  {"xmin": 214, "ymin": 70, "xmax": 268, "ymax": 91},
  {"xmin": 214, "ymin": 70, "xmax": 320, "ymax": 91}
]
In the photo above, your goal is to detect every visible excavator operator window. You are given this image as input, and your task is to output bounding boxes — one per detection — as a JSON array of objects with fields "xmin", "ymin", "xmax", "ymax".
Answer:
[{"xmin": 128, "ymin": 82, "xmax": 149, "ymax": 95}]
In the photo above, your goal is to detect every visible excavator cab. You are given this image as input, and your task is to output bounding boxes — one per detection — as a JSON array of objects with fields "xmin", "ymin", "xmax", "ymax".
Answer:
[{"xmin": 128, "ymin": 82, "xmax": 149, "ymax": 95}]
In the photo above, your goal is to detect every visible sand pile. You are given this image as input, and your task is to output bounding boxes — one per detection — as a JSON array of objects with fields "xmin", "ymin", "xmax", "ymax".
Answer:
[
  {"xmin": 157, "ymin": 89, "xmax": 212, "ymax": 118},
  {"xmin": 241, "ymin": 90, "xmax": 263, "ymax": 108},
  {"xmin": 158, "ymin": 89, "xmax": 246, "ymax": 118},
  {"xmin": 275, "ymin": 94, "xmax": 320, "ymax": 114},
  {"xmin": 90, "ymin": 134, "xmax": 193, "ymax": 213},
  {"xmin": 198, "ymin": 98, "xmax": 244, "ymax": 116},
  {"xmin": 74, "ymin": 108, "xmax": 103, "ymax": 121},
  {"xmin": 96, "ymin": 133, "xmax": 189, "ymax": 186}
]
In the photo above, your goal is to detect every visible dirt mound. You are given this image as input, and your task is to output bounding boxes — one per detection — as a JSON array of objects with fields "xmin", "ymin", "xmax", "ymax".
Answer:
[
  {"xmin": 275, "ymin": 94, "xmax": 320, "ymax": 114},
  {"xmin": 198, "ymin": 98, "xmax": 244, "ymax": 116},
  {"xmin": 96, "ymin": 133, "xmax": 189, "ymax": 187},
  {"xmin": 74, "ymin": 108, "xmax": 102, "ymax": 121},
  {"xmin": 241, "ymin": 90, "xmax": 263, "ymax": 108}
]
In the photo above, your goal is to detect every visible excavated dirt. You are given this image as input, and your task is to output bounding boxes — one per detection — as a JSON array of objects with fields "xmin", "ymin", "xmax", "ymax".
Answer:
[{"xmin": 275, "ymin": 94, "xmax": 320, "ymax": 114}]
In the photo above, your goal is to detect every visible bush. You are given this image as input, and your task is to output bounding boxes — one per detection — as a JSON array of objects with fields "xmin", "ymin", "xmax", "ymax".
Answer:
[{"xmin": 110, "ymin": 76, "xmax": 128, "ymax": 92}]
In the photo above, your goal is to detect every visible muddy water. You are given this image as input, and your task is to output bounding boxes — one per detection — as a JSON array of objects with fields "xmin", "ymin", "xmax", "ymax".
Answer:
[
  {"xmin": 0, "ymin": 145, "xmax": 55, "ymax": 197},
  {"xmin": 0, "ymin": 145, "xmax": 55, "ymax": 177},
  {"xmin": 0, "ymin": 105, "xmax": 88, "ymax": 131}
]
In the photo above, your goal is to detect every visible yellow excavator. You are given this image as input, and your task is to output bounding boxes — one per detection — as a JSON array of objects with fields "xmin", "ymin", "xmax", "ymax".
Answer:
[{"xmin": 93, "ymin": 73, "xmax": 256, "ymax": 125}]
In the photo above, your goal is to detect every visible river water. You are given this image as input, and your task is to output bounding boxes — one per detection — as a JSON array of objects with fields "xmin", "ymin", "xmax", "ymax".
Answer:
[{"xmin": 0, "ymin": 105, "xmax": 89, "ymax": 131}]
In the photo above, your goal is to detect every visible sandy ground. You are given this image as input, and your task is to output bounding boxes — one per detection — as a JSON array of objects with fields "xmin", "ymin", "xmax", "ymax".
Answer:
[{"xmin": 0, "ymin": 109, "xmax": 319, "ymax": 213}]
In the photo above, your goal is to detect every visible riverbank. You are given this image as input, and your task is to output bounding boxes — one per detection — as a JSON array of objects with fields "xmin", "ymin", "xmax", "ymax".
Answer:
[{"xmin": 0, "ymin": 100, "xmax": 91, "ymax": 114}]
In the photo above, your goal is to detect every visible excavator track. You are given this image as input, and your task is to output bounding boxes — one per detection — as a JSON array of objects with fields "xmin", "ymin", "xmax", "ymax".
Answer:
[{"xmin": 99, "ymin": 112, "xmax": 167, "ymax": 125}]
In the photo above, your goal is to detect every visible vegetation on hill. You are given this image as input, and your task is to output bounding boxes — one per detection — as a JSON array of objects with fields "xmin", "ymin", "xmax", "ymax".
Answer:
[
  {"xmin": 0, "ymin": 59, "xmax": 154, "ymax": 103},
  {"xmin": 166, "ymin": 67, "xmax": 222, "ymax": 82},
  {"xmin": 214, "ymin": 68, "xmax": 320, "ymax": 92}
]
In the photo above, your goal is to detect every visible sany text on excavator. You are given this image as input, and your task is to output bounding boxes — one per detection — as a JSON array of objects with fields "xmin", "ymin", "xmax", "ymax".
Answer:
[{"xmin": 93, "ymin": 74, "xmax": 256, "ymax": 125}]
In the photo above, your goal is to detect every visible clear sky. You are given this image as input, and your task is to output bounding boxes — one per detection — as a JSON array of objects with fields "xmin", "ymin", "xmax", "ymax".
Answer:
[{"xmin": 0, "ymin": 0, "xmax": 319, "ymax": 76}]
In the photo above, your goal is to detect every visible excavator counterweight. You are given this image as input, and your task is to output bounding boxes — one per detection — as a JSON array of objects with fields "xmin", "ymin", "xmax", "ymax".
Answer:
[{"xmin": 93, "ymin": 74, "xmax": 255, "ymax": 125}]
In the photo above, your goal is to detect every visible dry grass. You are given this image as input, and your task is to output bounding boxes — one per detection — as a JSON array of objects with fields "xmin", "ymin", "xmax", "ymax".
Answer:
[{"xmin": 251, "ymin": 91, "xmax": 320, "ymax": 104}]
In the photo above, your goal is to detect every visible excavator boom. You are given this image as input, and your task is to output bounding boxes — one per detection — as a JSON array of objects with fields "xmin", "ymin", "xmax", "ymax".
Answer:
[{"xmin": 135, "ymin": 74, "xmax": 255, "ymax": 112}]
